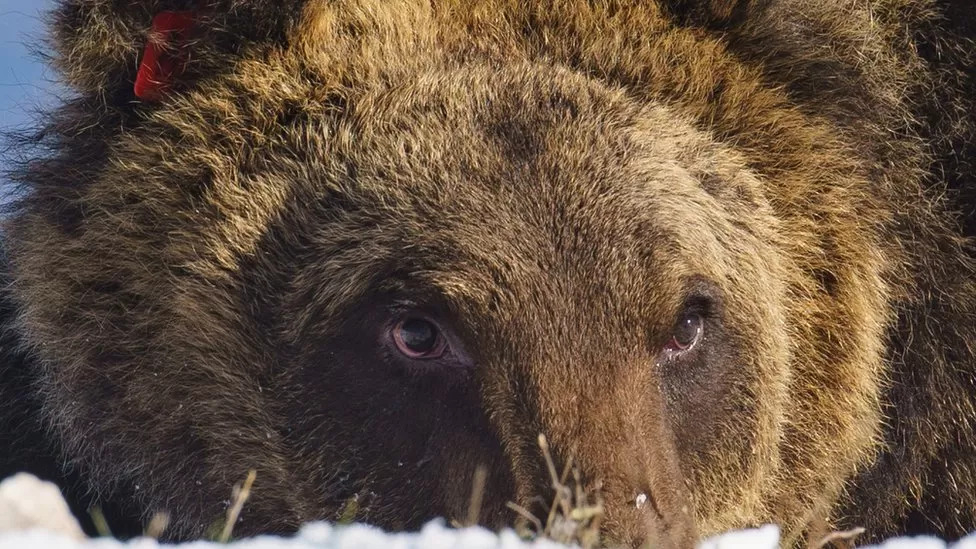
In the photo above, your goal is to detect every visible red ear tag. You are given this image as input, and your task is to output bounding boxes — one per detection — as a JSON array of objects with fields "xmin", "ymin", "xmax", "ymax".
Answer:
[{"xmin": 134, "ymin": 12, "xmax": 197, "ymax": 102}]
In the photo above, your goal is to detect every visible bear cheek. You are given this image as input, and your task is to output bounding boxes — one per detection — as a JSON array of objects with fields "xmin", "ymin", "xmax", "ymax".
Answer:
[
  {"xmin": 281, "ymin": 316, "xmax": 513, "ymax": 528},
  {"xmin": 663, "ymin": 330, "xmax": 750, "ymax": 465}
]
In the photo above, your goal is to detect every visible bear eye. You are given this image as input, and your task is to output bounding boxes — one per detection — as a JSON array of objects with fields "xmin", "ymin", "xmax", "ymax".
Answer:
[
  {"xmin": 392, "ymin": 318, "xmax": 447, "ymax": 359},
  {"xmin": 666, "ymin": 313, "xmax": 704, "ymax": 353}
]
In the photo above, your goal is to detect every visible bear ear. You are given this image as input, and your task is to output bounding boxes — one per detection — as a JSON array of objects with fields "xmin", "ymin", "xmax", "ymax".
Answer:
[{"xmin": 49, "ymin": 1, "xmax": 310, "ymax": 102}]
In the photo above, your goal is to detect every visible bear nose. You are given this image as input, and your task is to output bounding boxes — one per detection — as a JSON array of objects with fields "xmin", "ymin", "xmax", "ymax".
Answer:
[
  {"xmin": 618, "ymin": 487, "xmax": 697, "ymax": 549},
  {"xmin": 543, "ymin": 397, "xmax": 697, "ymax": 547},
  {"xmin": 506, "ymin": 433, "xmax": 698, "ymax": 548},
  {"xmin": 582, "ymin": 407, "xmax": 698, "ymax": 547},
  {"xmin": 590, "ymin": 474, "xmax": 696, "ymax": 549},
  {"xmin": 483, "ymin": 353, "xmax": 699, "ymax": 546}
]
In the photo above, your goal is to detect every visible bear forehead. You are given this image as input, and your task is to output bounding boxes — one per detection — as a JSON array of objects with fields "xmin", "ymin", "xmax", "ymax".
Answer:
[
  {"xmin": 263, "ymin": 64, "xmax": 768, "ymax": 343},
  {"xmin": 288, "ymin": 63, "xmax": 757, "ymax": 268}
]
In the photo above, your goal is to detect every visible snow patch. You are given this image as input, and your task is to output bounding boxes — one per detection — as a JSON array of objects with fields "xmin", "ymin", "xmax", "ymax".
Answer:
[
  {"xmin": 698, "ymin": 524, "xmax": 779, "ymax": 549},
  {"xmin": 1, "ymin": 475, "xmax": 976, "ymax": 549},
  {"xmin": 0, "ymin": 473, "xmax": 84, "ymax": 540},
  {"xmin": 3, "ymin": 520, "xmax": 976, "ymax": 549}
]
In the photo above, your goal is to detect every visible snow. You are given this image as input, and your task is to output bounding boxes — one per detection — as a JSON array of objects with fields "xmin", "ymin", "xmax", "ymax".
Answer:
[
  {"xmin": 0, "ymin": 521, "xmax": 583, "ymax": 549},
  {"xmin": 3, "ymin": 521, "xmax": 976, "ymax": 549},
  {"xmin": 697, "ymin": 525, "xmax": 779, "ymax": 549},
  {"xmin": 0, "ymin": 473, "xmax": 84, "ymax": 540},
  {"xmin": 1, "ymin": 474, "xmax": 976, "ymax": 549}
]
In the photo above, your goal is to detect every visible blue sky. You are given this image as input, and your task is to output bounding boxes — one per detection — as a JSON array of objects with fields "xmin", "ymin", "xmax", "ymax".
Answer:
[
  {"xmin": 1, "ymin": 0, "xmax": 55, "ymax": 132},
  {"xmin": 1, "ymin": 0, "xmax": 54, "ymax": 187}
]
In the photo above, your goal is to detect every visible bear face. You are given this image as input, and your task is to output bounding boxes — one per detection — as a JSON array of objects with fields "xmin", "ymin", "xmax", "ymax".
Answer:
[
  {"xmin": 265, "ymin": 64, "xmax": 793, "ymax": 546},
  {"xmin": 15, "ymin": 58, "xmax": 788, "ymax": 546},
  {"xmin": 3, "ymin": 0, "xmax": 975, "ymax": 547}
]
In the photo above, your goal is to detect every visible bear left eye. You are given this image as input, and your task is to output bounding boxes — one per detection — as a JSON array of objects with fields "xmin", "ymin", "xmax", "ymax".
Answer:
[
  {"xmin": 392, "ymin": 318, "xmax": 447, "ymax": 359},
  {"xmin": 666, "ymin": 313, "xmax": 704, "ymax": 353}
]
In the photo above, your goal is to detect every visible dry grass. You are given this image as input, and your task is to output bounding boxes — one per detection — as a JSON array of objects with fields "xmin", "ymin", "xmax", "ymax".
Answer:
[
  {"xmin": 80, "ymin": 457, "xmax": 875, "ymax": 548},
  {"xmin": 218, "ymin": 469, "xmax": 257, "ymax": 543},
  {"xmin": 88, "ymin": 507, "xmax": 112, "ymax": 538},
  {"xmin": 464, "ymin": 465, "xmax": 490, "ymax": 528},
  {"xmin": 447, "ymin": 433, "xmax": 604, "ymax": 546},
  {"xmin": 80, "ymin": 457, "xmax": 878, "ymax": 549},
  {"xmin": 88, "ymin": 470, "xmax": 255, "ymax": 542},
  {"xmin": 505, "ymin": 434, "xmax": 605, "ymax": 549},
  {"xmin": 144, "ymin": 511, "xmax": 171, "ymax": 540},
  {"xmin": 809, "ymin": 525, "xmax": 866, "ymax": 549}
]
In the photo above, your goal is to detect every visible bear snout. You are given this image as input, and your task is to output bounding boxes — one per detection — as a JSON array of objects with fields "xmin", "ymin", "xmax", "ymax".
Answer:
[{"xmin": 490, "ymin": 369, "xmax": 699, "ymax": 548}]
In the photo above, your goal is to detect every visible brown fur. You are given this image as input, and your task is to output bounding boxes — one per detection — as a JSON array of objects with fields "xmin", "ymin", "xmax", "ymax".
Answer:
[{"xmin": 2, "ymin": 0, "xmax": 975, "ymax": 546}]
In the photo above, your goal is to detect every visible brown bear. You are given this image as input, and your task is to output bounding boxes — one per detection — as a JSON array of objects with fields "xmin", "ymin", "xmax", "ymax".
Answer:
[{"xmin": 2, "ymin": 0, "xmax": 975, "ymax": 547}]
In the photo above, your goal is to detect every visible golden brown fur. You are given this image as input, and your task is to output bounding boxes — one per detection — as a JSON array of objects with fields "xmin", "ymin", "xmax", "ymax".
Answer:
[{"xmin": 2, "ymin": 0, "xmax": 975, "ymax": 546}]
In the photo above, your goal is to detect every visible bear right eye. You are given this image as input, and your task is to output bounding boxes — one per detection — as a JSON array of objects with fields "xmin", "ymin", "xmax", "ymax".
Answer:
[
  {"xmin": 670, "ymin": 313, "xmax": 704, "ymax": 351},
  {"xmin": 392, "ymin": 318, "xmax": 447, "ymax": 359}
]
